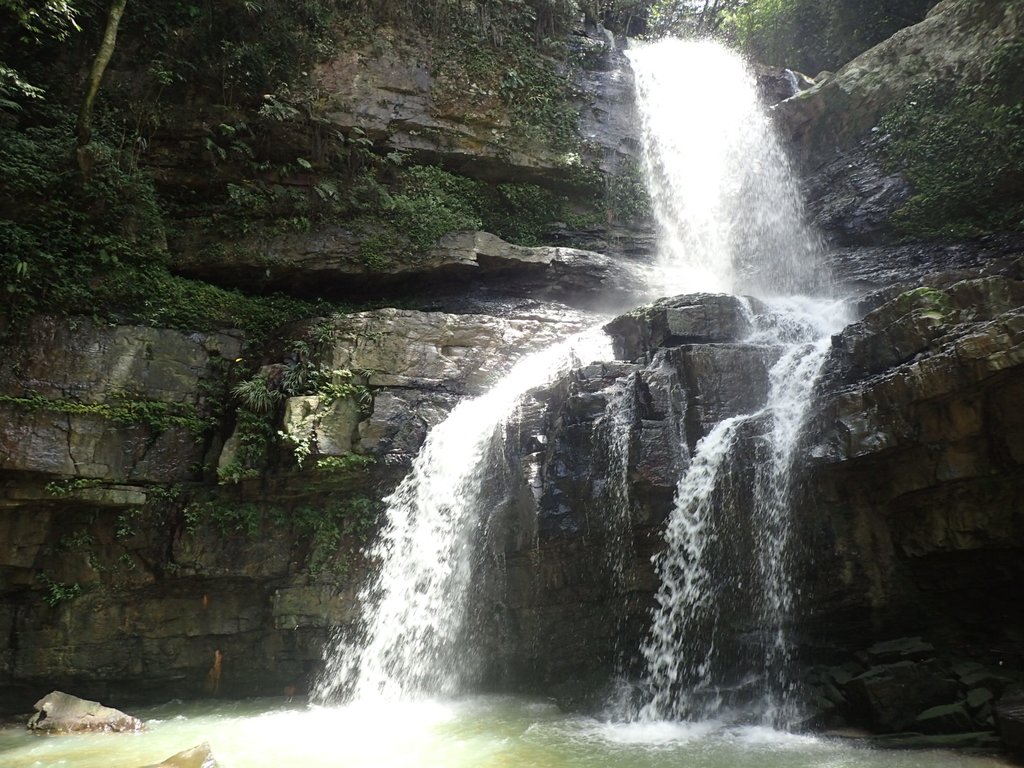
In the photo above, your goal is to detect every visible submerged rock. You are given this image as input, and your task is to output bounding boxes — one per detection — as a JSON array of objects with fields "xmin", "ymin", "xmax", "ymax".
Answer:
[
  {"xmin": 27, "ymin": 691, "xmax": 143, "ymax": 733},
  {"xmin": 150, "ymin": 742, "xmax": 218, "ymax": 768}
]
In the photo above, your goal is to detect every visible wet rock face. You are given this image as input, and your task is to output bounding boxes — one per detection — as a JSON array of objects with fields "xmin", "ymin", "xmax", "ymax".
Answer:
[
  {"xmin": 478, "ymin": 293, "xmax": 779, "ymax": 689},
  {"xmin": 604, "ymin": 293, "xmax": 756, "ymax": 360},
  {"xmin": 795, "ymin": 275, "xmax": 1024, "ymax": 668}
]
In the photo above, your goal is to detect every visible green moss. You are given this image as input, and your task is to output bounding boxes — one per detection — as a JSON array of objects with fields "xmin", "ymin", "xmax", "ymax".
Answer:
[
  {"xmin": 880, "ymin": 71, "xmax": 1024, "ymax": 239},
  {"xmin": 0, "ymin": 392, "xmax": 212, "ymax": 437}
]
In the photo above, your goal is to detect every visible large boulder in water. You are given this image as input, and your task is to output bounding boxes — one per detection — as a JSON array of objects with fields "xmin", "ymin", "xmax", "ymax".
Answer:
[{"xmin": 27, "ymin": 691, "xmax": 143, "ymax": 733}]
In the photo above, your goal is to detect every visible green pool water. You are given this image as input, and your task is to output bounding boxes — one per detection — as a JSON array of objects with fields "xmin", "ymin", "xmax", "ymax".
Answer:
[{"xmin": 0, "ymin": 695, "xmax": 1008, "ymax": 768}]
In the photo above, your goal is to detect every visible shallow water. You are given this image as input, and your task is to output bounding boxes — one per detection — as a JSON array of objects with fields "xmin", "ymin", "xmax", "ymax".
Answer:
[{"xmin": 0, "ymin": 696, "xmax": 1007, "ymax": 768}]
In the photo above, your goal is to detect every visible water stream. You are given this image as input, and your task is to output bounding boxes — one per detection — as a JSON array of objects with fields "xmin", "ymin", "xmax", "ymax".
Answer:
[
  {"xmin": 625, "ymin": 37, "xmax": 848, "ymax": 724},
  {"xmin": 315, "ymin": 328, "xmax": 613, "ymax": 702}
]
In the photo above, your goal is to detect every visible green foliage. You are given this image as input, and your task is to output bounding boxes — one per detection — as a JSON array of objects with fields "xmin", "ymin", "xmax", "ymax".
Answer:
[
  {"xmin": 37, "ymin": 572, "xmax": 81, "ymax": 606},
  {"xmin": 315, "ymin": 454, "xmax": 375, "ymax": 474},
  {"xmin": 724, "ymin": 0, "xmax": 932, "ymax": 73},
  {"xmin": 605, "ymin": 160, "xmax": 651, "ymax": 221},
  {"xmin": 0, "ymin": 114, "xmax": 165, "ymax": 321},
  {"xmin": 45, "ymin": 477, "xmax": 104, "ymax": 497},
  {"xmin": 0, "ymin": 108, "xmax": 335, "ymax": 336},
  {"xmin": 232, "ymin": 374, "xmax": 282, "ymax": 414},
  {"xmin": 434, "ymin": 33, "xmax": 581, "ymax": 152},
  {"xmin": 0, "ymin": 392, "xmax": 211, "ymax": 437},
  {"xmin": 127, "ymin": 0, "xmax": 337, "ymax": 103},
  {"xmin": 880, "ymin": 68, "xmax": 1024, "ymax": 239}
]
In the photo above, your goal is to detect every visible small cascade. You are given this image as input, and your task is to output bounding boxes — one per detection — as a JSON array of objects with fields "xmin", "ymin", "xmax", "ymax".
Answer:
[
  {"xmin": 315, "ymin": 328, "xmax": 612, "ymax": 703},
  {"xmin": 595, "ymin": 375, "xmax": 638, "ymax": 596},
  {"xmin": 593, "ymin": 374, "xmax": 641, "ymax": 672},
  {"xmin": 637, "ymin": 299, "xmax": 848, "ymax": 723}
]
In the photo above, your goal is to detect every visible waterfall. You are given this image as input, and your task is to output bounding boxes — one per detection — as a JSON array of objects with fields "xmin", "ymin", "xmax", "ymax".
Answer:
[
  {"xmin": 318, "ymin": 35, "xmax": 846, "ymax": 724},
  {"xmin": 628, "ymin": 38, "xmax": 827, "ymax": 298},
  {"xmin": 626, "ymin": 37, "xmax": 848, "ymax": 725},
  {"xmin": 315, "ymin": 328, "xmax": 612, "ymax": 703}
]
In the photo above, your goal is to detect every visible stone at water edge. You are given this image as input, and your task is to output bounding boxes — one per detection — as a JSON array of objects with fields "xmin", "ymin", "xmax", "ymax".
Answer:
[
  {"xmin": 27, "ymin": 690, "xmax": 143, "ymax": 732},
  {"xmin": 149, "ymin": 742, "xmax": 219, "ymax": 768},
  {"xmin": 995, "ymin": 699, "xmax": 1024, "ymax": 753}
]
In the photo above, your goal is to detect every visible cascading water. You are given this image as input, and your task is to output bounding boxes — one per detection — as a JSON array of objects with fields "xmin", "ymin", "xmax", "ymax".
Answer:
[
  {"xmin": 628, "ymin": 38, "xmax": 827, "ymax": 298},
  {"xmin": 315, "ymin": 328, "xmax": 612, "ymax": 703},
  {"xmin": 626, "ymin": 37, "xmax": 849, "ymax": 725}
]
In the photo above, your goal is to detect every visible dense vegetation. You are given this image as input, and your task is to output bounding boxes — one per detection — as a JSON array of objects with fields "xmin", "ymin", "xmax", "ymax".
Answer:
[
  {"xmin": 881, "ymin": 39, "xmax": 1024, "ymax": 239},
  {"xmin": 0, "ymin": 0, "xmax": 614, "ymax": 333}
]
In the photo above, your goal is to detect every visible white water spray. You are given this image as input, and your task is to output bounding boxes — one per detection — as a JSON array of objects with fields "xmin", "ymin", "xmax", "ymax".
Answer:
[
  {"xmin": 316, "ymin": 328, "xmax": 612, "ymax": 702},
  {"xmin": 627, "ymin": 38, "xmax": 827, "ymax": 298},
  {"xmin": 627, "ymin": 37, "xmax": 848, "ymax": 724}
]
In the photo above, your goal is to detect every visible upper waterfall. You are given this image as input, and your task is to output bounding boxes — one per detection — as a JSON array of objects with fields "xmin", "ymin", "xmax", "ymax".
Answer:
[{"xmin": 627, "ymin": 38, "xmax": 827, "ymax": 298}]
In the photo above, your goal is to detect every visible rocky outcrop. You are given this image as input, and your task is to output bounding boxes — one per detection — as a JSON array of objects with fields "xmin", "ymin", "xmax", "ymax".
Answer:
[
  {"xmin": 775, "ymin": 0, "xmax": 1021, "ymax": 244},
  {"xmin": 604, "ymin": 293, "xmax": 755, "ymax": 359},
  {"xmin": 176, "ymin": 230, "xmax": 650, "ymax": 310},
  {"xmin": 0, "ymin": 317, "xmax": 240, "ymax": 494},
  {"xmin": 777, "ymin": 0, "xmax": 1020, "ymax": 171},
  {"xmin": 312, "ymin": 29, "xmax": 638, "ymax": 180},
  {"xmin": 27, "ymin": 691, "xmax": 143, "ymax": 732}
]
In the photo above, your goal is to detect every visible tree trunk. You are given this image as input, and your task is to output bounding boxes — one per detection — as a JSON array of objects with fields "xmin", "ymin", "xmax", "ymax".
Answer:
[{"xmin": 75, "ymin": 0, "xmax": 128, "ymax": 172}]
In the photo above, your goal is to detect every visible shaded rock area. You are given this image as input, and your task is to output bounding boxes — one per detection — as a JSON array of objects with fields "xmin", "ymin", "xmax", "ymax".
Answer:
[
  {"xmin": 27, "ymin": 690, "xmax": 142, "ymax": 733},
  {"xmin": 806, "ymin": 637, "xmax": 1020, "ymax": 738}
]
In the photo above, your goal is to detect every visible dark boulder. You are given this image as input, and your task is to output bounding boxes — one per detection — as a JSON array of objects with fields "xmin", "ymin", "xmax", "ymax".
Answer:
[{"xmin": 605, "ymin": 293, "xmax": 756, "ymax": 361}]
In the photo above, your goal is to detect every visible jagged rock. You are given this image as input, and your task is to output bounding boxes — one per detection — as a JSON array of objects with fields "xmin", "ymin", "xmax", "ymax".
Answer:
[
  {"xmin": 605, "ymin": 293, "xmax": 756, "ymax": 360},
  {"xmin": 827, "ymin": 237, "xmax": 1024, "ymax": 300},
  {"xmin": 862, "ymin": 636, "xmax": 935, "ymax": 665},
  {"xmin": 657, "ymin": 344, "xmax": 776, "ymax": 443},
  {"xmin": 915, "ymin": 702, "xmax": 974, "ymax": 734},
  {"xmin": 150, "ymin": 742, "xmax": 218, "ymax": 768},
  {"xmin": 844, "ymin": 661, "xmax": 959, "ymax": 732},
  {"xmin": 27, "ymin": 691, "xmax": 143, "ymax": 733},
  {"xmin": 996, "ymin": 698, "xmax": 1024, "ymax": 752},
  {"xmin": 801, "ymin": 140, "xmax": 911, "ymax": 246}
]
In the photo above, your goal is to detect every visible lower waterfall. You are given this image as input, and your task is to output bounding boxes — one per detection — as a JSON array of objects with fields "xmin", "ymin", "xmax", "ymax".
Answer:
[
  {"xmin": 314, "ymin": 328, "xmax": 612, "ymax": 702},
  {"xmin": 636, "ymin": 297, "xmax": 849, "ymax": 724}
]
